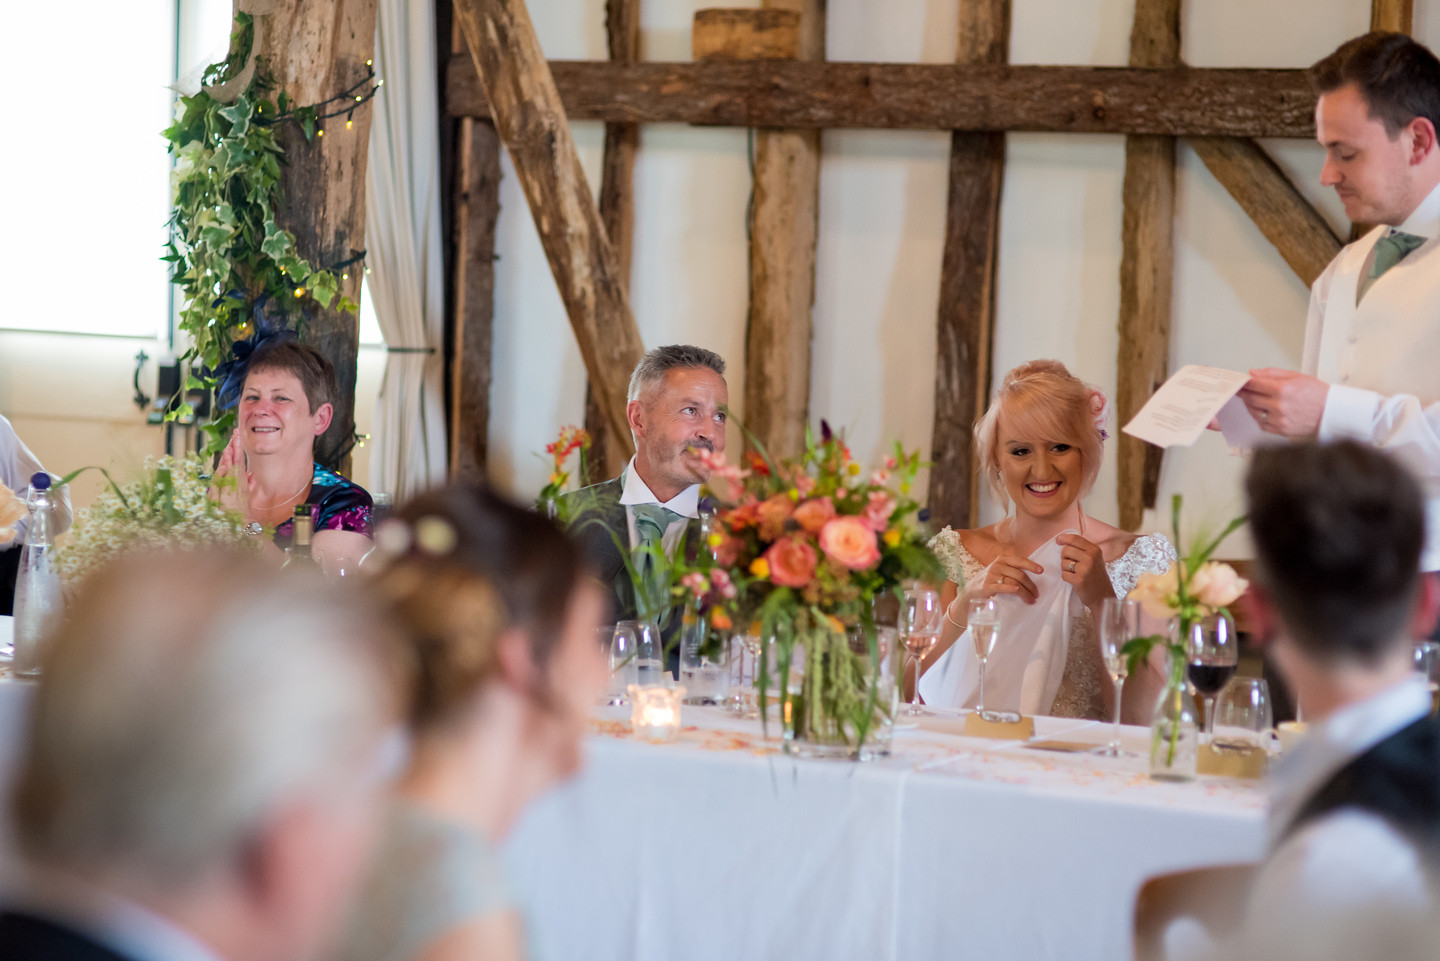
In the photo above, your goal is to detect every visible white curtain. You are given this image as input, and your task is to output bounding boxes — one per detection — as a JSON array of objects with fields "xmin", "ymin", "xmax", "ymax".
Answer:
[{"xmin": 364, "ymin": 0, "xmax": 448, "ymax": 501}]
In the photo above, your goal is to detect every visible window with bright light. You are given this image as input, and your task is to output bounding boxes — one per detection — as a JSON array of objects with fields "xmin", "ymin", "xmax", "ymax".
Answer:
[{"xmin": 4, "ymin": 2, "xmax": 176, "ymax": 338}]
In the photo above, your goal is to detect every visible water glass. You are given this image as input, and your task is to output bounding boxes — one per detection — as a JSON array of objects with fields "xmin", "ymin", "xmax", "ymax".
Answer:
[
  {"xmin": 606, "ymin": 623, "xmax": 639, "ymax": 706},
  {"xmin": 1211, "ymin": 677, "xmax": 1273, "ymax": 756},
  {"xmin": 1094, "ymin": 597, "xmax": 1140, "ymax": 757}
]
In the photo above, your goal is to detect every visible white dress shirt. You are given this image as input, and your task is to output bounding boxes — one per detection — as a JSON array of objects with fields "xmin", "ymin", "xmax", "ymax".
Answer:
[
  {"xmin": 1228, "ymin": 678, "xmax": 1437, "ymax": 960},
  {"xmin": 0, "ymin": 413, "xmax": 73, "ymax": 546},
  {"xmin": 616, "ymin": 458, "xmax": 699, "ymax": 556},
  {"xmin": 1302, "ymin": 180, "xmax": 1440, "ymax": 569}
]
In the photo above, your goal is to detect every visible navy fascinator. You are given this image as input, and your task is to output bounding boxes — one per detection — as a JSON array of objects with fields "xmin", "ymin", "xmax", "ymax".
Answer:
[{"xmin": 211, "ymin": 297, "xmax": 298, "ymax": 410}]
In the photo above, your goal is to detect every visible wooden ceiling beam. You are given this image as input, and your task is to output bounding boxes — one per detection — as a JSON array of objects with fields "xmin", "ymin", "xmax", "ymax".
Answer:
[{"xmin": 444, "ymin": 57, "xmax": 1315, "ymax": 137}]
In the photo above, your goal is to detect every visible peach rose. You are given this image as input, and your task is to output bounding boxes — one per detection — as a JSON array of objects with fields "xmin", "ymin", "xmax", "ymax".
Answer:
[
  {"xmin": 792, "ymin": 497, "xmax": 836, "ymax": 534},
  {"xmin": 861, "ymin": 491, "xmax": 896, "ymax": 532},
  {"xmin": 1191, "ymin": 562, "xmax": 1248, "ymax": 611},
  {"xmin": 1128, "ymin": 567, "xmax": 1180, "ymax": 621},
  {"xmin": 818, "ymin": 516, "xmax": 881, "ymax": 571},
  {"xmin": 757, "ymin": 493, "xmax": 795, "ymax": 540},
  {"xmin": 763, "ymin": 536, "xmax": 818, "ymax": 588},
  {"xmin": 0, "ymin": 483, "xmax": 23, "ymax": 546}
]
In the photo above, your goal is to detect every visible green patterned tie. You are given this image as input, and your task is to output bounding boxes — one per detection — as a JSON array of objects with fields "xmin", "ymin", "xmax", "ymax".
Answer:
[
  {"xmin": 632, "ymin": 504, "xmax": 679, "ymax": 611},
  {"xmin": 1359, "ymin": 231, "xmax": 1426, "ymax": 301}
]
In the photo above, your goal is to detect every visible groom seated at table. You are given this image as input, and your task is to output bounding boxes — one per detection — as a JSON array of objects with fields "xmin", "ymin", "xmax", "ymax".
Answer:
[
  {"xmin": 0, "ymin": 549, "xmax": 397, "ymax": 961},
  {"xmin": 562, "ymin": 345, "xmax": 728, "ymax": 658}
]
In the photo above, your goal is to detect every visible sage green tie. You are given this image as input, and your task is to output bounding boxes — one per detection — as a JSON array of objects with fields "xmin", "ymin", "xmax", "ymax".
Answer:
[
  {"xmin": 632, "ymin": 504, "xmax": 679, "ymax": 610},
  {"xmin": 1359, "ymin": 231, "xmax": 1426, "ymax": 302}
]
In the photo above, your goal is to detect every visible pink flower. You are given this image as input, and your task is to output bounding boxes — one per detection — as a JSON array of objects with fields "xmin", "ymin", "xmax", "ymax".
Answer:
[
  {"xmin": 884, "ymin": 456, "xmax": 899, "ymax": 471},
  {"xmin": 710, "ymin": 568, "xmax": 737, "ymax": 599},
  {"xmin": 794, "ymin": 474, "xmax": 817, "ymax": 497},
  {"xmin": 1191, "ymin": 562, "xmax": 1248, "ymax": 611},
  {"xmin": 818, "ymin": 516, "xmax": 881, "ymax": 571},
  {"xmin": 681, "ymin": 572, "xmax": 710, "ymax": 597},
  {"xmin": 757, "ymin": 493, "xmax": 795, "ymax": 541},
  {"xmin": 763, "ymin": 536, "xmax": 818, "ymax": 587},
  {"xmin": 870, "ymin": 468, "xmax": 891, "ymax": 486},
  {"xmin": 861, "ymin": 491, "xmax": 896, "ymax": 532},
  {"xmin": 697, "ymin": 450, "xmax": 748, "ymax": 503},
  {"xmin": 712, "ymin": 533, "xmax": 743, "ymax": 567},
  {"xmin": 1128, "ymin": 568, "xmax": 1180, "ymax": 621},
  {"xmin": 792, "ymin": 497, "xmax": 836, "ymax": 534}
]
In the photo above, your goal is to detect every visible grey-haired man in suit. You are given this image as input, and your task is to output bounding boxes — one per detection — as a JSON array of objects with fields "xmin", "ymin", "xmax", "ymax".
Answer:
[{"xmin": 563, "ymin": 345, "xmax": 728, "ymax": 643}]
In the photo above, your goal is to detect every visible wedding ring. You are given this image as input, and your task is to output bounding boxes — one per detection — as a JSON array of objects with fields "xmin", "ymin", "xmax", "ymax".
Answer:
[
  {"xmin": 1260, "ymin": 410, "xmax": 1269, "ymax": 420},
  {"xmin": 998, "ymin": 574, "xmax": 1007, "ymax": 585},
  {"xmin": 1067, "ymin": 560, "xmax": 1077, "ymax": 573}
]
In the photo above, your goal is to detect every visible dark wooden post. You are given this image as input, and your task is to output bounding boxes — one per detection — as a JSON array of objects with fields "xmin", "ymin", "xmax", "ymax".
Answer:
[
  {"xmin": 927, "ymin": 0, "xmax": 1011, "ymax": 530},
  {"xmin": 1116, "ymin": 0, "xmax": 1180, "ymax": 531},
  {"xmin": 242, "ymin": 0, "xmax": 378, "ymax": 471}
]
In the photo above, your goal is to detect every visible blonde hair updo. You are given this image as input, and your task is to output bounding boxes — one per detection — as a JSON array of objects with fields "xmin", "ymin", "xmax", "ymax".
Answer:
[{"xmin": 973, "ymin": 360, "xmax": 1109, "ymax": 509}]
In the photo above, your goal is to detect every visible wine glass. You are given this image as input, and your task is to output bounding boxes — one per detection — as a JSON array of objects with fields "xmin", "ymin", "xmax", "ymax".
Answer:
[
  {"xmin": 1094, "ymin": 597, "xmax": 1140, "ymax": 757},
  {"xmin": 1211, "ymin": 677, "xmax": 1273, "ymax": 756},
  {"xmin": 967, "ymin": 596, "xmax": 1001, "ymax": 717},
  {"xmin": 1186, "ymin": 618, "xmax": 1238, "ymax": 739},
  {"xmin": 900, "ymin": 584, "xmax": 943, "ymax": 716}
]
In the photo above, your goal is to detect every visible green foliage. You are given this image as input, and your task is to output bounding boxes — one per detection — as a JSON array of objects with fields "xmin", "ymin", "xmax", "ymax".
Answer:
[{"xmin": 162, "ymin": 12, "xmax": 356, "ymax": 454}]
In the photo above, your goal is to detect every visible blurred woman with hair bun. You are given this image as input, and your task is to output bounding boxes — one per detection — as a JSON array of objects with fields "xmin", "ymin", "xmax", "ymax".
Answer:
[{"xmin": 336, "ymin": 485, "xmax": 608, "ymax": 961}]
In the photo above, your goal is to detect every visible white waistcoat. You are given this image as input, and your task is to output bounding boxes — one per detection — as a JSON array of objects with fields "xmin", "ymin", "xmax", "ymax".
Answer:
[{"xmin": 1311, "ymin": 228, "xmax": 1440, "ymax": 405}]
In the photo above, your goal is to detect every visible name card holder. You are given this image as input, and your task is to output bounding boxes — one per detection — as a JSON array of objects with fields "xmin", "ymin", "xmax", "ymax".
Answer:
[
  {"xmin": 962, "ymin": 711, "xmax": 1036, "ymax": 740},
  {"xmin": 1196, "ymin": 742, "xmax": 1267, "ymax": 779}
]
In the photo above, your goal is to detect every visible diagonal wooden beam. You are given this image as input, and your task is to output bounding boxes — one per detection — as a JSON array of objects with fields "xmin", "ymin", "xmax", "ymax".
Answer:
[
  {"xmin": 444, "ymin": 57, "xmax": 1316, "ymax": 137},
  {"xmin": 453, "ymin": 0, "xmax": 643, "ymax": 456},
  {"xmin": 1116, "ymin": 0, "xmax": 1180, "ymax": 532},
  {"xmin": 1188, "ymin": 137, "xmax": 1341, "ymax": 287},
  {"xmin": 927, "ymin": 0, "xmax": 1010, "ymax": 530},
  {"xmin": 584, "ymin": 0, "xmax": 642, "ymax": 483}
]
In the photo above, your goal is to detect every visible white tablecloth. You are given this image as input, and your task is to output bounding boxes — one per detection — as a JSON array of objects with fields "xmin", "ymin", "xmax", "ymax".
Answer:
[{"xmin": 504, "ymin": 707, "xmax": 1266, "ymax": 961}]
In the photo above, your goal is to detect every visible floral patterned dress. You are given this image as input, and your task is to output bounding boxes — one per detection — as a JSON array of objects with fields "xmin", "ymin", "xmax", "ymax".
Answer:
[
  {"xmin": 271, "ymin": 463, "xmax": 374, "ymax": 551},
  {"xmin": 929, "ymin": 528, "xmax": 1176, "ymax": 719}
]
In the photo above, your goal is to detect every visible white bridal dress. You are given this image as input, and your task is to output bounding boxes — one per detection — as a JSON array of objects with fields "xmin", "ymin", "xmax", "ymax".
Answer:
[{"xmin": 919, "ymin": 528, "xmax": 1176, "ymax": 719}]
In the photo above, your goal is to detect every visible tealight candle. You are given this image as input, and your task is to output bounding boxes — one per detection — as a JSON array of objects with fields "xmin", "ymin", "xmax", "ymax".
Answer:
[{"xmin": 629, "ymin": 684, "xmax": 685, "ymax": 742}]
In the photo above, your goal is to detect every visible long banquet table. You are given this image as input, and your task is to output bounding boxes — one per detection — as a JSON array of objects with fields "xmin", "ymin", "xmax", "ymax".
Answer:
[{"xmin": 503, "ymin": 705, "xmax": 1267, "ymax": 961}]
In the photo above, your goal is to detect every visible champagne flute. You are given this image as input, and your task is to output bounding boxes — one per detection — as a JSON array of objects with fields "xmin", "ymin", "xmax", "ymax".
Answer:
[
  {"xmin": 967, "ymin": 596, "xmax": 1001, "ymax": 717},
  {"xmin": 901, "ymin": 584, "xmax": 943, "ymax": 716},
  {"xmin": 1094, "ymin": 597, "xmax": 1140, "ymax": 757},
  {"xmin": 1186, "ymin": 617, "xmax": 1238, "ymax": 739}
]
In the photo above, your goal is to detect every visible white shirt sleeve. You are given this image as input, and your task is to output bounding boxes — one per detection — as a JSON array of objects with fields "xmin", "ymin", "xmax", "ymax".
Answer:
[
  {"xmin": 0, "ymin": 414, "xmax": 73, "ymax": 542},
  {"xmin": 1317, "ymin": 383, "xmax": 1440, "ymax": 488}
]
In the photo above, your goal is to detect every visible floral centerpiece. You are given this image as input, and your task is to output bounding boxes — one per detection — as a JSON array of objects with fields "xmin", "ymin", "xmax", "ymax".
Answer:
[
  {"xmin": 1124, "ymin": 495, "xmax": 1247, "ymax": 772},
  {"xmin": 678, "ymin": 423, "xmax": 942, "ymax": 756},
  {"xmin": 535, "ymin": 425, "xmax": 592, "ymax": 523},
  {"xmin": 57, "ymin": 456, "xmax": 256, "ymax": 586}
]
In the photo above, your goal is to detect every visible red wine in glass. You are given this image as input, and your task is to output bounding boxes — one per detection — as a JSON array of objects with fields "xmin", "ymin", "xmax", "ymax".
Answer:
[{"xmin": 1188, "ymin": 661, "xmax": 1236, "ymax": 699}]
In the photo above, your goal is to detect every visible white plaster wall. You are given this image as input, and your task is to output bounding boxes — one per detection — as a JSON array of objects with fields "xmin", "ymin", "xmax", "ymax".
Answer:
[{"xmin": 488, "ymin": 0, "xmax": 1440, "ymax": 557}]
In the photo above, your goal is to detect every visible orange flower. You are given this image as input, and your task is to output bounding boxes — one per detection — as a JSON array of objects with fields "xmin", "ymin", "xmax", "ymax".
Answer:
[
  {"xmin": 792, "ymin": 496, "xmax": 836, "ymax": 534},
  {"xmin": 818, "ymin": 516, "xmax": 881, "ymax": 571},
  {"xmin": 756, "ymin": 493, "xmax": 795, "ymax": 540},
  {"xmin": 711, "ymin": 610, "xmax": 733, "ymax": 631},
  {"xmin": 763, "ymin": 536, "xmax": 818, "ymax": 588},
  {"xmin": 749, "ymin": 557, "xmax": 771, "ymax": 580}
]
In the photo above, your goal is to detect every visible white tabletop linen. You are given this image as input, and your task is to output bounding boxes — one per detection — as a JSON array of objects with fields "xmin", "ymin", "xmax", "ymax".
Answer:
[{"xmin": 504, "ymin": 707, "xmax": 1266, "ymax": 961}]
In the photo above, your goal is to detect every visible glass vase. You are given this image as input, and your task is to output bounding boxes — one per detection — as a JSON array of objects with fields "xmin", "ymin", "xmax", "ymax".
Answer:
[
  {"xmin": 1149, "ymin": 672, "xmax": 1200, "ymax": 782},
  {"xmin": 776, "ymin": 617, "xmax": 899, "ymax": 761}
]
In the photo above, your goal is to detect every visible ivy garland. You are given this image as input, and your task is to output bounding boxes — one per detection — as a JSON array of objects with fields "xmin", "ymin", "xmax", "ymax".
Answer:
[{"xmin": 163, "ymin": 13, "xmax": 362, "ymax": 453}]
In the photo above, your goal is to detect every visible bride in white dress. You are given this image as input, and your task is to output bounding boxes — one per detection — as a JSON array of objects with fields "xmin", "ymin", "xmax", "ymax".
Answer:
[{"xmin": 918, "ymin": 360, "xmax": 1176, "ymax": 721}]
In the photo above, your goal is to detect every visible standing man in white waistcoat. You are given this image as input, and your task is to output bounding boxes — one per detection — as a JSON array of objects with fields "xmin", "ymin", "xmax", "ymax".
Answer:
[{"xmin": 1239, "ymin": 32, "xmax": 1440, "ymax": 572}]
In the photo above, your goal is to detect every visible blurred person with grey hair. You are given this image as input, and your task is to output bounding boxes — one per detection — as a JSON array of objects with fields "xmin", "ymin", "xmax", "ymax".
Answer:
[
  {"xmin": 0, "ymin": 549, "xmax": 399, "ymax": 961},
  {"xmin": 560, "ymin": 345, "xmax": 728, "ymax": 646}
]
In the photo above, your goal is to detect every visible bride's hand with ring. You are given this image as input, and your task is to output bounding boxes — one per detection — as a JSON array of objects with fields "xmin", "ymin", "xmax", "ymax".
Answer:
[
  {"xmin": 976, "ymin": 552, "xmax": 1042, "ymax": 605},
  {"xmin": 1055, "ymin": 533, "xmax": 1113, "ymax": 609}
]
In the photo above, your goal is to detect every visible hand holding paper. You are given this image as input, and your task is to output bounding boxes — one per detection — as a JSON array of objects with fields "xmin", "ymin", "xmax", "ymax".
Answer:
[{"xmin": 1122, "ymin": 365, "xmax": 1284, "ymax": 450}]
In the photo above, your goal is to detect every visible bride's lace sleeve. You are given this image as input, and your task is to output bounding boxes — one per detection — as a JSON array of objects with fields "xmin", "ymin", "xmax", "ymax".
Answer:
[
  {"xmin": 928, "ymin": 527, "xmax": 986, "ymax": 587},
  {"xmin": 1106, "ymin": 533, "xmax": 1179, "ymax": 598}
]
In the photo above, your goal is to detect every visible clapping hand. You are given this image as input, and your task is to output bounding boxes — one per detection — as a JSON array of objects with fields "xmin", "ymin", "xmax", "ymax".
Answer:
[{"xmin": 211, "ymin": 429, "xmax": 252, "ymax": 520}]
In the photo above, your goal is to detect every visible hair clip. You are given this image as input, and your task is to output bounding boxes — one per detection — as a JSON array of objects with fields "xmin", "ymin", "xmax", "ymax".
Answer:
[{"xmin": 414, "ymin": 516, "xmax": 458, "ymax": 556}]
